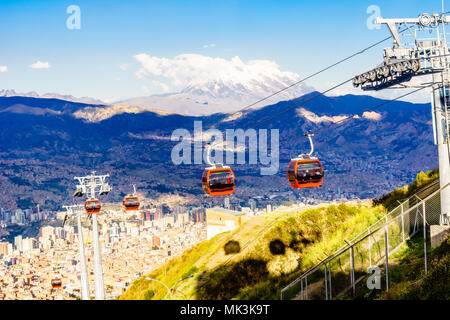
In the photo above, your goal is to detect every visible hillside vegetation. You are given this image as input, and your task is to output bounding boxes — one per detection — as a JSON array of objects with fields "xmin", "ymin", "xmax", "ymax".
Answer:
[
  {"xmin": 372, "ymin": 169, "xmax": 439, "ymax": 210},
  {"xmin": 382, "ymin": 235, "xmax": 450, "ymax": 300},
  {"xmin": 120, "ymin": 169, "xmax": 445, "ymax": 300},
  {"xmin": 348, "ymin": 234, "xmax": 450, "ymax": 300},
  {"xmin": 120, "ymin": 202, "xmax": 385, "ymax": 300}
]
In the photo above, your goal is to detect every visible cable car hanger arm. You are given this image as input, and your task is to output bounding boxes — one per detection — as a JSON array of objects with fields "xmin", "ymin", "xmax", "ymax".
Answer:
[
  {"xmin": 294, "ymin": 133, "xmax": 315, "ymax": 159},
  {"xmin": 205, "ymin": 141, "xmax": 226, "ymax": 168},
  {"xmin": 304, "ymin": 132, "xmax": 314, "ymax": 157}
]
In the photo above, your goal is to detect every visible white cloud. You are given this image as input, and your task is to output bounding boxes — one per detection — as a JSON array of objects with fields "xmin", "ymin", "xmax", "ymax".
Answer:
[
  {"xmin": 203, "ymin": 43, "xmax": 216, "ymax": 49},
  {"xmin": 296, "ymin": 107, "xmax": 348, "ymax": 123},
  {"xmin": 133, "ymin": 53, "xmax": 301, "ymax": 92},
  {"xmin": 29, "ymin": 61, "xmax": 50, "ymax": 69},
  {"xmin": 0, "ymin": 66, "xmax": 7, "ymax": 72},
  {"xmin": 362, "ymin": 111, "xmax": 383, "ymax": 121}
]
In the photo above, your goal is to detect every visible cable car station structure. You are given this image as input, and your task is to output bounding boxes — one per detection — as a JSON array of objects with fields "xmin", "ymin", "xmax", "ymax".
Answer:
[{"xmin": 352, "ymin": 13, "xmax": 450, "ymax": 226}]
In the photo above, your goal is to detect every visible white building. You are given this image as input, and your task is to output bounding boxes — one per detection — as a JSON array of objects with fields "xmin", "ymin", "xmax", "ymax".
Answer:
[{"xmin": 206, "ymin": 208, "xmax": 246, "ymax": 240}]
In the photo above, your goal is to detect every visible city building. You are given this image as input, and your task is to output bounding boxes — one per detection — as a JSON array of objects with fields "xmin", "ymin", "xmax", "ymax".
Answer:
[{"xmin": 206, "ymin": 207, "xmax": 246, "ymax": 240}]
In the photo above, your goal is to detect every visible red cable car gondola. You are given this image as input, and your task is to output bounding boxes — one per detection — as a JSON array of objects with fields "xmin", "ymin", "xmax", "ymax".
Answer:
[
  {"xmin": 123, "ymin": 196, "xmax": 140, "ymax": 211},
  {"xmin": 122, "ymin": 184, "xmax": 140, "ymax": 211},
  {"xmin": 51, "ymin": 278, "xmax": 62, "ymax": 289},
  {"xmin": 201, "ymin": 143, "xmax": 236, "ymax": 196},
  {"xmin": 202, "ymin": 165, "xmax": 236, "ymax": 196},
  {"xmin": 84, "ymin": 199, "xmax": 101, "ymax": 214},
  {"xmin": 287, "ymin": 133, "xmax": 324, "ymax": 189}
]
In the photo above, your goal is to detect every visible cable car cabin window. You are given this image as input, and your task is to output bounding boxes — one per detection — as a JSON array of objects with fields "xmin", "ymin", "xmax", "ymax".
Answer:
[
  {"xmin": 287, "ymin": 161, "xmax": 296, "ymax": 184},
  {"xmin": 296, "ymin": 162, "xmax": 323, "ymax": 183},
  {"xmin": 202, "ymin": 170, "xmax": 209, "ymax": 194},
  {"xmin": 85, "ymin": 200, "xmax": 101, "ymax": 214},
  {"xmin": 209, "ymin": 170, "xmax": 234, "ymax": 190},
  {"xmin": 312, "ymin": 162, "xmax": 324, "ymax": 181}
]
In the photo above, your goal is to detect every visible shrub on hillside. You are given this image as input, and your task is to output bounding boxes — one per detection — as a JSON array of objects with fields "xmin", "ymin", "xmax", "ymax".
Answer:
[
  {"xmin": 224, "ymin": 240, "xmax": 241, "ymax": 255},
  {"xmin": 143, "ymin": 289, "xmax": 155, "ymax": 300},
  {"xmin": 269, "ymin": 239, "xmax": 286, "ymax": 255},
  {"xmin": 182, "ymin": 265, "xmax": 198, "ymax": 279}
]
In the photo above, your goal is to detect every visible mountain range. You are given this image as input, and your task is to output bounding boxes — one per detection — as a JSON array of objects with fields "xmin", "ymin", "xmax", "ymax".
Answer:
[
  {"xmin": 117, "ymin": 77, "xmax": 314, "ymax": 116},
  {"xmin": 0, "ymin": 91, "xmax": 437, "ymax": 210},
  {"xmin": 1, "ymin": 73, "xmax": 313, "ymax": 118},
  {"xmin": 0, "ymin": 89, "xmax": 105, "ymax": 105}
]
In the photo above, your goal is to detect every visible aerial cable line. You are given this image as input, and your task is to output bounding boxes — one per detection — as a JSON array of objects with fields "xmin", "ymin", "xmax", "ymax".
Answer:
[
  {"xmin": 308, "ymin": 84, "xmax": 433, "ymax": 136},
  {"xmin": 250, "ymin": 52, "xmax": 449, "ymax": 132},
  {"xmin": 147, "ymin": 29, "xmax": 407, "ymax": 155},
  {"xmin": 182, "ymin": 28, "xmax": 439, "ymax": 293},
  {"xmin": 218, "ymin": 27, "xmax": 409, "ymax": 118},
  {"xmin": 196, "ymin": 84, "xmax": 434, "ymax": 292},
  {"xmin": 249, "ymin": 78, "xmax": 354, "ymax": 131}
]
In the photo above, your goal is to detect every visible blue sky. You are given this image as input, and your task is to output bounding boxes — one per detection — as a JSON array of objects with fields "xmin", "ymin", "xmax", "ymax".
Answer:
[{"xmin": 0, "ymin": 0, "xmax": 446, "ymax": 102}]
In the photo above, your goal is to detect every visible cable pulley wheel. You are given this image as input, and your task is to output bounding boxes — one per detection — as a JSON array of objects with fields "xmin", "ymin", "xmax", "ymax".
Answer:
[
  {"xmin": 419, "ymin": 13, "xmax": 433, "ymax": 27},
  {"xmin": 369, "ymin": 70, "xmax": 377, "ymax": 81},
  {"xmin": 402, "ymin": 61, "xmax": 412, "ymax": 72},
  {"xmin": 411, "ymin": 59, "xmax": 420, "ymax": 72}
]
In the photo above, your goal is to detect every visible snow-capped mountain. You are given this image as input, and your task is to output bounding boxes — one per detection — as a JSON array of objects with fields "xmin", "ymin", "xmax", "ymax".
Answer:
[
  {"xmin": 0, "ymin": 89, "xmax": 105, "ymax": 105},
  {"xmin": 117, "ymin": 77, "xmax": 314, "ymax": 116},
  {"xmin": 1, "ymin": 70, "xmax": 314, "ymax": 120}
]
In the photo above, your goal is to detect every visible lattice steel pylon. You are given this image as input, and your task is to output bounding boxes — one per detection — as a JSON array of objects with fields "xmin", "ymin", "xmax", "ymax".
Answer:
[
  {"xmin": 73, "ymin": 171, "xmax": 112, "ymax": 300},
  {"xmin": 352, "ymin": 12, "xmax": 450, "ymax": 225},
  {"xmin": 62, "ymin": 204, "xmax": 90, "ymax": 300}
]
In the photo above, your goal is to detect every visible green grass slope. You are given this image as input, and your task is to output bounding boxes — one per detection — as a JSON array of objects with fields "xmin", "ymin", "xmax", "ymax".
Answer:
[
  {"xmin": 372, "ymin": 169, "xmax": 439, "ymax": 210},
  {"xmin": 347, "ymin": 234, "xmax": 450, "ymax": 300},
  {"xmin": 119, "ymin": 203, "xmax": 385, "ymax": 300}
]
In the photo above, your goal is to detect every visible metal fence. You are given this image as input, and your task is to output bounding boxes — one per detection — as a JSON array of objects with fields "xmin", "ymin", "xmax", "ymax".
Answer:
[{"xmin": 280, "ymin": 182, "xmax": 448, "ymax": 300}]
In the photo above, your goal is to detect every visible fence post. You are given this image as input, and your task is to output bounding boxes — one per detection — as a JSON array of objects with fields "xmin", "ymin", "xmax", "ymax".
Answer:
[
  {"xmin": 328, "ymin": 262, "xmax": 332, "ymax": 300},
  {"xmin": 384, "ymin": 216, "xmax": 389, "ymax": 292},
  {"xmin": 350, "ymin": 245, "xmax": 355, "ymax": 297},
  {"xmin": 305, "ymin": 276, "xmax": 308, "ymax": 300},
  {"xmin": 324, "ymin": 264, "xmax": 328, "ymax": 300},
  {"xmin": 301, "ymin": 279, "xmax": 303, "ymax": 300},
  {"xmin": 401, "ymin": 203, "xmax": 405, "ymax": 243},
  {"xmin": 423, "ymin": 201, "xmax": 427, "ymax": 275},
  {"xmin": 368, "ymin": 228, "xmax": 372, "ymax": 267}
]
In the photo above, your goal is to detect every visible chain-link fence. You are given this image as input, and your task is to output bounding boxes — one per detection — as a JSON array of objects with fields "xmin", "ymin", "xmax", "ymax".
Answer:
[{"xmin": 280, "ymin": 183, "xmax": 447, "ymax": 300}]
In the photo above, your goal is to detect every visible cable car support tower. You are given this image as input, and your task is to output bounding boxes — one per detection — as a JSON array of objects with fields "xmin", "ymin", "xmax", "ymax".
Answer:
[
  {"xmin": 62, "ymin": 204, "xmax": 90, "ymax": 300},
  {"xmin": 73, "ymin": 172, "xmax": 112, "ymax": 300},
  {"xmin": 352, "ymin": 13, "xmax": 450, "ymax": 225}
]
